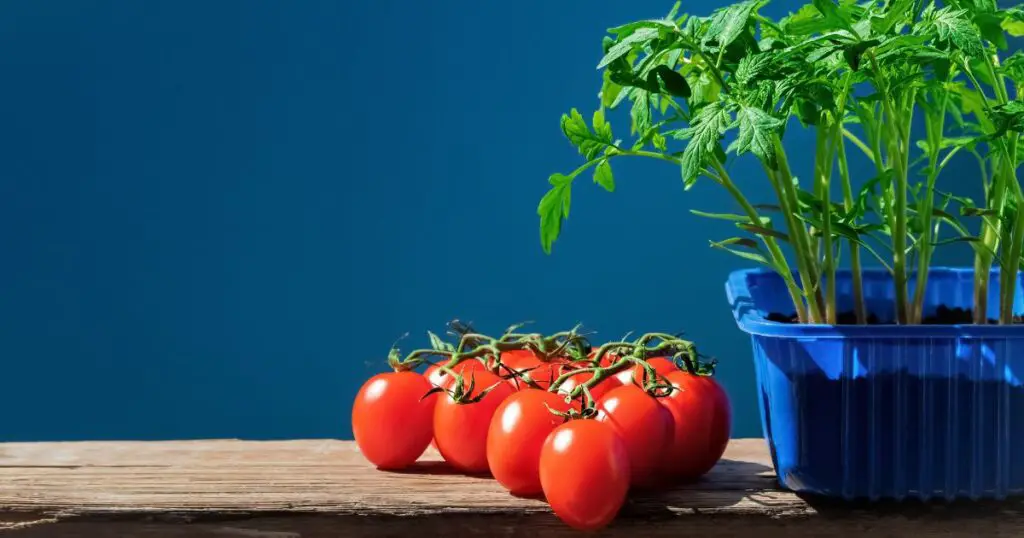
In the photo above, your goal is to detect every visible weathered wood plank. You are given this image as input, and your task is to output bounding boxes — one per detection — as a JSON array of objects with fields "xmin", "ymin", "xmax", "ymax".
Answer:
[{"xmin": 0, "ymin": 438, "xmax": 1021, "ymax": 537}]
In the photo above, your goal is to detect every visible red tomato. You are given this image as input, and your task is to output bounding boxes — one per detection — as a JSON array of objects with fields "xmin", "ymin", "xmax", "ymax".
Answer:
[
  {"xmin": 434, "ymin": 370, "xmax": 515, "ymax": 473},
  {"xmin": 658, "ymin": 371, "xmax": 732, "ymax": 481},
  {"xmin": 556, "ymin": 371, "xmax": 623, "ymax": 408},
  {"xmin": 621, "ymin": 357, "xmax": 679, "ymax": 387},
  {"xmin": 424, "ymin": 359, "xmax": 487, "ymax": 389},
  {"xmin": 499, "ymin": 350, "xmax": 571, "ymax": 390},
  {"xmin": 540, "ymin": 420, "xmax": 630, "ymax": 531},
  {"xmin": 486, "ymin": 389, "xmax": 571, "ymax": 495},
  {"xmin": 595, "ymin": 384, "xmax": 673, "ymax": 488},
  {"xmin": 352, "ymin": 371, "xmax": 436, "ymax": 470}
]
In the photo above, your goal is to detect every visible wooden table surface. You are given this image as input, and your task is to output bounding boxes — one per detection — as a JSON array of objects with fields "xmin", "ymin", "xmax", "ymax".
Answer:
[{"xmin": 0, "ymin": 438, "xmax": 1021, "ymax": 537}]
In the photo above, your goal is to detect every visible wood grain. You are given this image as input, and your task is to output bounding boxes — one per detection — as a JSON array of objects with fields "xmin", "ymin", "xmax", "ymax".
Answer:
[{"xmin": 0, "ymin": 438, "xmax": 1021, "ymax": 537}]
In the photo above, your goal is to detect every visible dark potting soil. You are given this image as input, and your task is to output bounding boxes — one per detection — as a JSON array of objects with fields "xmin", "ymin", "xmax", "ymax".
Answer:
[
  {"xmin": 761, "ymin": 371, "xmax": 1024, "ymax": 498},
  {"xmin": 766, "ymin": 305, "xmax": 1024, "ymax": 325}
]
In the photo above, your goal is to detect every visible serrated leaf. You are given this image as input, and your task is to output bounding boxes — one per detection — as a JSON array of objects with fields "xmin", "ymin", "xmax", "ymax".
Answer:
[
  {"xmin": 561, "ymin": 108, "xmax": 615, "ymax": 161},
  {"xmin": 871, "ymin": 0, "xmax": 914, "ymax": 34},
  {"xmin": 1003, "ymin": 51, "xmax": 1024, "ymax": 82},
  {"xmin": 598, "ymin": 27, "xmax": 660, "ymax": 69},
  {"xmin": 594, "ymin": 159, "xmax": 615, "ymax": 192},
  {"xmin": 676, "ymin": 102, "xmax": 732, "ymax": 187},
  {"xmin": 728, "ymin": 106, "xmax": 783, "ymax": 168},
  {"xmin": 631, "ymin": 91, "xmax": 652, "ymax": 134},
  {"xmin": 538, "ymin": 174, "xmax": 573, "ymax": 254},
  {"xmin": 703, "ymin": 0, "xmax": 758, "ymax": 51},
  {"xmin": 992, "ymin": 101, "xmax": 1024, "ymax": 135},
  {"xmin": 735, "ymin": 53, "xmax": 773, "ymax": 86},
  {"xmin": 812, "ymin": 0, "xmax": 856, "ymax": 34},
  {"xmin": 924, "ymin": 7, "xmax": 984, "ymax": 57},
  {"xmin": 607, "ymin": 19, "xmax": 677, "ymax": 36}
]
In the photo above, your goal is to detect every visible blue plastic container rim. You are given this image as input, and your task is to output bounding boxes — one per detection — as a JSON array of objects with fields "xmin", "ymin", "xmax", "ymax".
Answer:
[{"xmin": 726, "ymin": 267, "xmax": 1024, "ymax": 339}]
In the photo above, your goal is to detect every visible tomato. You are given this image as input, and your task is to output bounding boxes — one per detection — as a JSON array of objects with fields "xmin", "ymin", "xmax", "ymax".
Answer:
[
  {"xmin": 595, "ymin": 384, "xmax": 673, "ymax": 488},
  {"xmin": 556, "ymin": 371, "xmax": 623, "ymax": 408},
  {"xmin": 539, "ymin": 419, "xmax": 630, "ymax": 531},
  {"xmin": 486, "ymin": 389, "xmax": 571, "ymax": 495},
  {"xmin": 658, "ymin": 371, "xmax": 732, "ymax": 481},
  {"xmin": 424, "ymin": 359, "xmax": 487, "ymax": 389},
  {"xmin": 499, "ymin": 350, "xmax": 571, "ymax": 390},
  {"xmin": 621, "ymin": 357, "xmax": 679, "ymax": 387},
  {"xmin": 434, "ymin": 370, "xmax": 515, "ymax": 473},
  {"xmin": 352, "ymin": 371, "xmax": 436, "ymax": 470}
]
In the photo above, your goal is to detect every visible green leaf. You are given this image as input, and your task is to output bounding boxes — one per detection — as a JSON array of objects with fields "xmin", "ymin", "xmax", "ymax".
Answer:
[
  {"xmin": 736, "ymin": 222, "xmax": 790, "ymax": 241},
  {"xmin": 734, "ymin": 53, "xmax": 773, "ymax": 87},
  {"xmin": 992, "ymin": 101, "xmax": 1024, "ymax": 135},
  {"xmin": 1002, "ymin": 51, "xmax": 1024, "ymax": 83},
  {"xmin": 871, "ymin": 0, "xmax": 914, "ymax": 34},
  {"xmin": 690, "ymin": 209, "xmax": 770, "ymax": 225},
  {"xmin": 812, "ymin": 0, "xmax": 856, "ymax": 34},
  {"xmin": 561, "ymin": 108, "xmax": 615, "ymax": 161},
  {"xmin": 1003, "ymin": 7, "xmax": 1024, "ymax": 37},
  {"xmin": 675, "ymin": 102, "xmax": 732, "ymax": 187},
  {"xmin": 703, "ymin": 0, "xmax": 758, "ymax": 51},
  {"xmin": 427, "ymin": 331, "xmax": 454, "ymax": 352},
  {"xmin": 607, "ymin": 19, "xmax": 677, "ymax": 36},
  {"xmin": 538, "ymin": 174, "xmax": 573, "ymax": 254},
  {"xmin": 729, "ymin": 106, "xmax": 783, "ymax": 167},
  {"xmin": 598, "ymin": 27, "xmax": 659, "ymax": 69},
  {"xmin": 594, "ymin": 159, "xmax": 615, "ymax": 192},
  {"xmin": 652, "ymin": 65, "xmax": 691, "ymax": 97},
  {"xmin": 631, "ymin": 91, "xmax": 652, "ymax": 134},
  {"xmin": 709, "ymin": 238, "xmax": 772, "ymax": 265},
  {"xmin": 924, "ymin": 7, "xmax": 984, "ymax": 57}
]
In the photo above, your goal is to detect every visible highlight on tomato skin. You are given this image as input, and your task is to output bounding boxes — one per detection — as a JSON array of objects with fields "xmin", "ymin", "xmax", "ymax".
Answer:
[
  {"xmin": 486, "ymin": 389, "xmax": 572, "ymax": 496},
  {"xmin": 433, "ymin": 370, "xmax": 516, "ymax": 474},
  {"xmin": 539, "ymin": 419, "xmax": 630, "ymax": 531},
  {"xmin": 352, "ymin": 371, "xmax": 436, "ymax": 470},
  {"xmin": 594, "ymin": 384, "xmax": 673, "ymax": 488},
  {"xmin": 657, "ymin": 370, "xmax": 732, "ymax": 481}
]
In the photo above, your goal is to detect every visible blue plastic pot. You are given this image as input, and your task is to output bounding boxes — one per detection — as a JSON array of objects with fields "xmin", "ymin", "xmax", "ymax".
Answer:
[{"xmin": 726, "ymin": 267, "xmax": 1024, "ymax": 501}]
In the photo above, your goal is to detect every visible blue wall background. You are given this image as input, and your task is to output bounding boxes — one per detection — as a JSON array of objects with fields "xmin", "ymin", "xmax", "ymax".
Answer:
[{"xmin": 0, "ymin": 1, "xmax": 978, "ymax": 441}]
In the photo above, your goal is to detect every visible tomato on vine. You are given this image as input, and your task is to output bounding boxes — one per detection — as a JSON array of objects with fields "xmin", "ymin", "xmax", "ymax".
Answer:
[
  {"xmin": 486, "ymin": 389, "xmax": 571, "ymax": 495},
  {"xmin": 556, "ymin": 370, "xmax": 622, "ymax": 407},
  {"xmin": 434, "ymin": 370, "xmax": 515, "ymax": 473},
  {"xmin": 352, "ymin": 371, "xmax": 436, "ymax": 470},
  {"xmin": 424, "ymin": 359, "xmax": 486, "ymax": 389},
  {"xmin": 540, "ymin": 419, "xmax": 630, "ymax": 531},
  {"xmin": 658, "ymin": 370, "xmax": 732, "ymax": 480},
  {"xmin": 595, "ymin": 384, "xmax": 673, "ymax": 488}
]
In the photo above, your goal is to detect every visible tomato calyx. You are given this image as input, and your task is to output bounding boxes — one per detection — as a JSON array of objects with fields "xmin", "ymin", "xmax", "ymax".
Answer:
[{"xmin": 424, "ymin": 371, "xmax": 509, "ymax": 404}]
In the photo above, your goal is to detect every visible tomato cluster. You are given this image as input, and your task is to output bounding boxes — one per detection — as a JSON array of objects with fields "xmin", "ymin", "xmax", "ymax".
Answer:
[{"xmin": 352, "ymin": 329, "xmax": 730, "ymax": 531}]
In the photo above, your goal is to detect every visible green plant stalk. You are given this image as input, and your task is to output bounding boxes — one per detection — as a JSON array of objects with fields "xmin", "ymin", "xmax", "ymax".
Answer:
[
  {"xmin": 882, "ymin": 97, "xmax": 911, "ymax": 324},
  {"xmin": 837, "ymin": 123, "xmax": 867, "ymax": 324},
  {"xmin": 815, "ymin": 124, "xmax": 837, "ymax": 324},
  {"xmin": 709, "ymin": 159, "xmax": 809, "ymax": 322},
  {"xmin": 999, "ymin": 136, "xmax": 1021, "ymax": 324},
  {"xmin": 773, "ymin": 136, "xmax": 826, "ymax": 323},
  {"xmin": 910, "ymin": 92, "xmax": 949, "ymax": 324}
]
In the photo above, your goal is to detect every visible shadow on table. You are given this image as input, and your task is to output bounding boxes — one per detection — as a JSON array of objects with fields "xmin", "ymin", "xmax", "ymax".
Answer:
[{"xmin": 621, "ymin": 458, "xmax": 778, "ymax": 517}]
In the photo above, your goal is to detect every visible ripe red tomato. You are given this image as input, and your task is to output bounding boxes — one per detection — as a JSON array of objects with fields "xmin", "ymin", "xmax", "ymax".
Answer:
[
  {"xmin": 556, "ymin": 371, "xmax": 623, "ymax": 408},
  {"xmin": 486, "ymin": 389, "xmax": 571, "ymax": 495},
  {"xmin": 352, "ymin": 371, "xmax": 436, "ymax": 470},
  {"xmin": 595, "ymin": 384, "xmax": 673, "ymax": 488},
  {"xmin": 499, "ymin": 350, "xmax": 571, "ymax": 390},
  {"xmin": 424, "ymin": 359, "xmax": 487, "ymax": 389},
  {"xmin": 621, "ymin": 357, "xmax": 678, "ymax": 387},
  {"xmin": 540, "ymin": 419, "xmax": 630, "ymax": 531},
  {"xmin": 434, "ymin": 370, "xmax": 515, "ymax": 473},
  {"xmin": 658, "ymin": 371, "xmax": 732, "ymax": 481}
]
